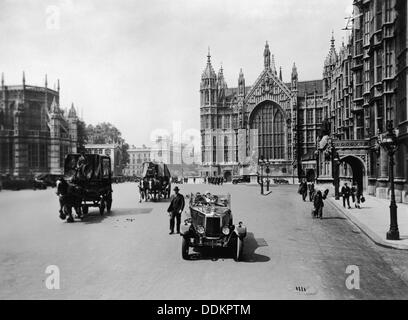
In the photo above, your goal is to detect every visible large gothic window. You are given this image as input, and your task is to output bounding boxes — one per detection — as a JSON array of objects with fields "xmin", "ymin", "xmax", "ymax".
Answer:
[{"xmin": 250, "ymin": 102, "xmax": 285, "ymax": 160}]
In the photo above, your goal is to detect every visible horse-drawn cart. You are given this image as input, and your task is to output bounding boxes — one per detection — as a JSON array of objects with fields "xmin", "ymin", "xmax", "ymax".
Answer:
[
  {"xmin": 57, "ymin": 153, "xmax": 113, "ymax": 222},
  {"xmin": 139, "ymin": 162, "xmax": 171, "ymax": 202}
]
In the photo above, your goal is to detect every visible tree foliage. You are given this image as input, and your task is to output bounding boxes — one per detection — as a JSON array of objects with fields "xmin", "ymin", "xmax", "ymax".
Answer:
[
  {"xmin": 83, "ymin": 122, "xmax": 130, "ymax": 168},
  {"xmin": 76, "ymin": 119, "xmax": 88, "ymax": 154}
]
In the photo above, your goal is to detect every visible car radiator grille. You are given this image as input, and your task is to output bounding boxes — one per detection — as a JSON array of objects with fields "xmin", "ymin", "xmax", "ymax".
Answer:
[{"xmin": 205, "ymin": 217, "xmax": 221, "ymax": 237}]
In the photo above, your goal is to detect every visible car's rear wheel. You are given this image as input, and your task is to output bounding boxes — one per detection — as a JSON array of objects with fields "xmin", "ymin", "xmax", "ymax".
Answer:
[{"xmin": 181, "ymin": 237, "xmax": 189, "ymax": 260}]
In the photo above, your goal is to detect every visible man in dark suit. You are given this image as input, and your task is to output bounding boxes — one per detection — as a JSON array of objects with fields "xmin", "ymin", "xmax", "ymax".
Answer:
[
  {"xmin": 341, "ymin": 183, "xmax": 351, "ymax": 209},
  {"xmin": 167, "ymin": 186, "xmax": 185, "ymax": 235}
]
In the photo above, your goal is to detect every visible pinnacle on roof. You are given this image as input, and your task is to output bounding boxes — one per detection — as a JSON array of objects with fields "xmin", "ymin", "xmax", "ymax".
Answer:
[
  {"xmin": 68, "ymin": 102, "xmax": 77, "ymax": 118},
  {"xmin": 264, "ymin": 41, "xmax": 271, "ymax": 69},
  {"xmin": 201, "ymin": 47, "xmax": 216, "ymax": 80},
  {"xmin": 325, "ymin": 32, "xmax": 338, "ymax": 66},
  {"xmin": 50, "ymin": 96, "xmax": 59, "ymax": 113}
]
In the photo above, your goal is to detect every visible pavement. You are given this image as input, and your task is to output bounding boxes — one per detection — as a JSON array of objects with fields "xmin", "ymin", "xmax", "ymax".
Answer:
[
  {"xmin": 1, "ymin": 183, "xmax": 408, "ymax": 299},
  {"xmin": 328, "ymin": 195, "xmax": 408, "ymax": 250}
]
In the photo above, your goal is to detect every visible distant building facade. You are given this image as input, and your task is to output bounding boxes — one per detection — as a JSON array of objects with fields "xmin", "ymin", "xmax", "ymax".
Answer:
[
  {"xmin": 199, "ymin": 45, "xmax": 324, "ymax": 182},
  {"xmin": 0, "ymin": 74, "xmax": 78, "ymax": 178},
  {"xmin": 316, "ymin": 0, "xmax": 408, "ymax": 203},
  {"xmin": 124, "ymin": 145, "xmax": 151, "ymax": 176},
  {"xmin": 84, "ymin": 143, "xmax": 122, "ymax": 176}
]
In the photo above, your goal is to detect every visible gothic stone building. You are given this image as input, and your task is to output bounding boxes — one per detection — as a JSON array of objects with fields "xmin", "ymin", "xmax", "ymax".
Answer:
[
  {"xmin": 0, "ymin": 74, "xmax": 78, "ymax": 178},
  {"xmin": 200, "ymin": 43, "xmax": 324, "ymax": 182},
  {"xmin": 316, "ymin": 0, "xmax": 408, "ymax": 203}
]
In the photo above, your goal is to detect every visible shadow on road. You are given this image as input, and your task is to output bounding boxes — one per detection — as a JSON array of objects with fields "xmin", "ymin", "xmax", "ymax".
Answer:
[
  {"xmin": 187, "ymin": 232, "xmax": 270, "ymax": 263},
  {"xmin": 241, "ymin": 232, "xmax": 270, "ymax": 263},
  {"xmin": 110, "ymin": 208, "xmax": 153, "ymax": 216},
  {"xmin": 75, "ymin": 208, "xmax": 153, "ymax": 224}
]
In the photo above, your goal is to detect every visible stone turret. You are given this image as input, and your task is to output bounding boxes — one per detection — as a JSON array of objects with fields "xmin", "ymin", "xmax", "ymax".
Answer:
[
  {"xmin": 49, "ymin": 97, "xmax": 62, "ymax": 174},
  {"xmin": 68, "ymin": 103, "xmax": 78, "ymax": 153}
]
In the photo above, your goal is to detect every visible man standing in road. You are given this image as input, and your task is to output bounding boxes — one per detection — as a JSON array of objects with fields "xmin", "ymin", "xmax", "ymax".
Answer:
[
  {"xmin": 341, "ymin": 183, "xmax": 351, "ymax": 209},
  {"xmin": 167, "ymin": 186, "xmax": 185, "ymax": 235}
]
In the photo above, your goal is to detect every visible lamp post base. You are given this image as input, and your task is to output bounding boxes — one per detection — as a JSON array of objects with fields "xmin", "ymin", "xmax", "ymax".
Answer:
[{"xmin": 386, "ymin": 230, "xmax": 400, "ymax": 241}]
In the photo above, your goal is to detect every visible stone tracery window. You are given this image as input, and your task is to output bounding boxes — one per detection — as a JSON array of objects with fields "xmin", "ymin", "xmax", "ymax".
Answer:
[{"xmin": 250, "ymin": 102, "xmax": 285, "ymax": 160}]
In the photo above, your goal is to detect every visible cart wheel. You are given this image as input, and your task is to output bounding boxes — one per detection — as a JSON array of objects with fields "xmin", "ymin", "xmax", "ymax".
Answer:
[
  {"xmin": 99, "ymin": 200, "xmax": 105, "ymax": 216},
  {"xmin": 82, "ymin": 205, "xmax": 88, "ymax": 215},
  {"xmin": 181, "ymin": 237, "xmax": 189, "ymax": 260}
]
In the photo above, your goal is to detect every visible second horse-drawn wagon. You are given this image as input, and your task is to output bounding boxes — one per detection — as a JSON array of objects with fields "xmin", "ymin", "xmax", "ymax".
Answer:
[{"xmin": 139, "ymin": 162, "xmax": 171, "ymax": 202}]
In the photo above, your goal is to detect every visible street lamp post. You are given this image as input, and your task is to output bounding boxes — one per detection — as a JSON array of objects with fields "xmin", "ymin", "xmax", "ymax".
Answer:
[
  {"xmin": 379, "ymin": 120, "xmax": 400, "ymax": 241},
  {"xmin": 258, "ymin": 156, "xmax": 265, "ymax": 195},
  {"xmin": 266, "ymin": 164, "xmax": 270, "ymax": 192},
  {"xmin": 329, "ymin": 140, "xmax": 340, "ymax": 200}
]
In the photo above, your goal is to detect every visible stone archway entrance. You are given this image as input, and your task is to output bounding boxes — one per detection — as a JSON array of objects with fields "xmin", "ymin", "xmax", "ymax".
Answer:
[
  {"xmin": 341, "ymin": 155, "xmax": 366, "ymax": 191},
  {"xmin": 306, "ymin": 169, "xmax": 315, "ymax": 182},
  {"xmin": 223, "ymin": 170, "xmax": 232, "ymax": 182}
]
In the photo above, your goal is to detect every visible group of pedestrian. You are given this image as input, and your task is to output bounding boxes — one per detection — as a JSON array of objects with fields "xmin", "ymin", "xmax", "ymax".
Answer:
[
  {"xmin": 205, "ymin": 176, "xmax": 224, "ymax": 185},
  {"xmin": 341, "ymin": 182, "xmax": 364, "ymax": 209},
  {"xmin": 298, "ymin": 178, "xmax": 315, "ymax": 202},
  {"xmin": 298, "ymin": 178, "xmax": 328, "ymax": 219}
]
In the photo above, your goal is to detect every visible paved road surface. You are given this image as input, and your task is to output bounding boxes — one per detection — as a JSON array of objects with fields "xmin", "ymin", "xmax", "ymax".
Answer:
[{"xmin": 1, "ymin": 183, "xmax": 408, "ymax": 299}]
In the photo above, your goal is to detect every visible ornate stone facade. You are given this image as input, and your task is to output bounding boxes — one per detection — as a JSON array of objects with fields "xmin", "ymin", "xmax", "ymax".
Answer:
[
  {"xmin": 200, "ymin": 44, "xmax": 324, "ymax": 182},
  {"xmin": 317, "ymin": 0, "xmax": 408, "ymax": 203},
  {"xmin": 0, "ymin": 74, "xmax": 78, "ymax": 178}
]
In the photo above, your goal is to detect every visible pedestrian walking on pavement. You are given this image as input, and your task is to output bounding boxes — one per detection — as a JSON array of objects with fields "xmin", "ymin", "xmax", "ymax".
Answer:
[
  {"xmin": 341, "ymin": 183, "xmax": 351, "ymax": 209},
  {"xmin": 313, "ymin": 190, "xmax": 324, "ymax": 219},
  {"xmin": 309, "ymin": 182, "xmax": 315, "ymax": 202},
  {"xmin": 351, "ymin": 183, "xmax": 356, "ymax": 203},
  {"xmin": 299, "ymin": 179, "xmax": 308, "ymax": 201},
  {"xmin": 355, "ymin": 183, "xmax": 362, "ymax": 209},
  {"xmin": 167, "ymin": 186, "xmax": 185, "ymax": 235}
]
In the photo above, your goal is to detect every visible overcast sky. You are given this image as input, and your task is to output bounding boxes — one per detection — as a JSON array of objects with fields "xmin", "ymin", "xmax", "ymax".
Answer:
[{"xmin": 0, "ymin": 0, "xmax": 352, "ymax": 146}]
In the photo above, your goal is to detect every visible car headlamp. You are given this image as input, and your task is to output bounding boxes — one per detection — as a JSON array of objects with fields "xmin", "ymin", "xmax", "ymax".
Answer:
[
  {"xmin": 222, "ymin": 226, "xmax": 230, "ymax": 235},
  {"xmin": 197, "ymin": 225, "xmax": 205, "ymax": 234}
]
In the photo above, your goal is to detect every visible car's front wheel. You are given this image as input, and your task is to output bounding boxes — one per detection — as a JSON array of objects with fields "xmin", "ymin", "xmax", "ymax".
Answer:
[
  {"xmin": 232, "ymin": 235, "xmax": 244, "ymax": 262},
  {"xmin": 181, "ymin": 237, "xmax": 189, "ymax": 260}
]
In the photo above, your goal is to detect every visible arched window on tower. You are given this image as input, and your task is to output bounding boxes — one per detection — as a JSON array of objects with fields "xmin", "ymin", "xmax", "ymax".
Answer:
[
  {"xmin": 213, "ymin": 136, "xmax": 217, "ymax": 163},
  {"xmin": 273, "ymin": 110, "xmax": 284, "ymax": 159},
  {"xmin": 224, "ymin": 136, "xmax": 229, "ymax": 163}
]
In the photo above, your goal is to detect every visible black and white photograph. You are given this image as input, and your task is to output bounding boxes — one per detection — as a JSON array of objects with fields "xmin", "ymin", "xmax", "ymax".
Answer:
[{"xmin": 1, "ymin": 0, "xmax": 408, "ymax": 307}]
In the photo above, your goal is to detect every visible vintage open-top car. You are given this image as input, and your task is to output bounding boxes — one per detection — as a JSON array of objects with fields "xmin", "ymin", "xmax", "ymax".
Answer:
[{"xmin": 180, "ymin": 192, "xmax": 247, "ymax": 261}]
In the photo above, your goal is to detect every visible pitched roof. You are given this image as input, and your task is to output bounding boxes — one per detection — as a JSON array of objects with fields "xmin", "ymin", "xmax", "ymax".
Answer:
[{"xmin": 296, "ymin": 80, "xmax": 323, "ymax": 96}]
